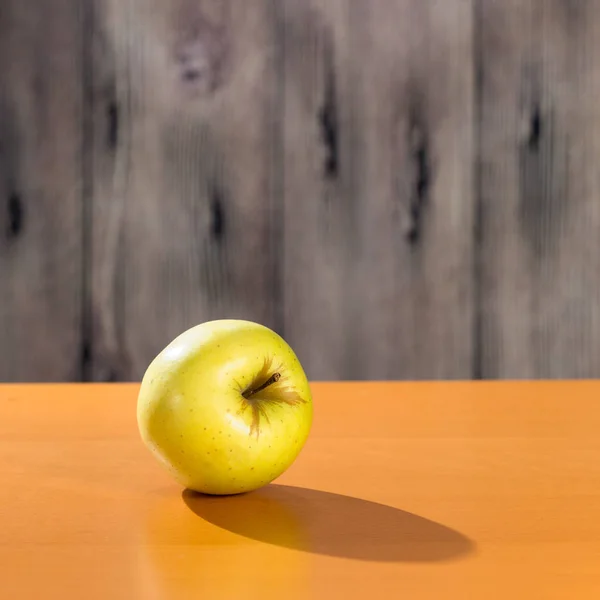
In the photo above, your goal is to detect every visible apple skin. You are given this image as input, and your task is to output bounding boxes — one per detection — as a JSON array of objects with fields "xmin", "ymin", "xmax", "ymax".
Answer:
[{"xmin": 137, "ymin": 319, "xmax": 313, "ymax": 495}]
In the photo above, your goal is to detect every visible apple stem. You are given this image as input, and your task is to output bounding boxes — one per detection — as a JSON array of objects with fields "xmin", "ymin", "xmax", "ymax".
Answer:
[{"xmin": 243, "ymin": 372, "xmax": 281, "ymax": 398}]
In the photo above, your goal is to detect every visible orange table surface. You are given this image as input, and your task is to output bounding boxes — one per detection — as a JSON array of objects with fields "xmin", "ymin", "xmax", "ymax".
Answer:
[{"xmin": 1, "ymin": 381, "xmax": 600, "ymax": 599}]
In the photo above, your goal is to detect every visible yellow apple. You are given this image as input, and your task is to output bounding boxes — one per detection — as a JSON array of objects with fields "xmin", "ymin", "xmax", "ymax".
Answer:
[{"xmin": 137, "ymin": 319, "xmax": 313, "ymax": 495}]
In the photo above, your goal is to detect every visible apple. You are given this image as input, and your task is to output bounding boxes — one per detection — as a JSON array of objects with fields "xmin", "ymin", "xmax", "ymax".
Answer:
[{"xmin": 137, "ymin": 319, "xmax": 313, "ymax": 495}]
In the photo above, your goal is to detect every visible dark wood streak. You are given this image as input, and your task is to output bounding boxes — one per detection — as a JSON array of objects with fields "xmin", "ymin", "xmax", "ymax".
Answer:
[
  {"xmin": 80, "ymin": 339, "xmax": 92, "ymax": 372},
  {"xmin": 527, "ymin": 104, "xmax": 542, "ymax": 152},
  {"xmin": 81, "ymin": 0, "xmax": 95, "ymax": 382},
  {"xmin": 406, "ymin": 114, "xmax": 431, "ymax": 246},
  {"xmin": 472, "ymin": 0, "xmax": 484, "ymax": 380},
  {"xmin": 209, "ymin": 183, "xmax": 226, "ymax": 241},
  {"xmin": 472, "ymin": 0, "xmax": 485, "ymax": 380},
  {"xmin": 318, "ymin": 45, "xmax": 339, "ymax": 180},
  {"xmin": 6, "ymin": 191, "xmax": 24, "ymax": 239},
  {"xmin": 106, "ymin": 100, "xmax": 119, "ymax": 150},
  {"xmin": 519, "ymin": 98, "xmax": 567, "ymax": 260},
  {"xmin": 0, "ymin": 92, "xmax": 22, "ymax": 241}
]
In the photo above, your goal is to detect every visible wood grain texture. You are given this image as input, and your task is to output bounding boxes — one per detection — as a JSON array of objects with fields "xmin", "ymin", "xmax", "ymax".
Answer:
[
  {"xmin": 476, "ymin": 0, "xmax": 600, "ymax": 378},
  {"xmin": 0, "ymin": 0, "xmax": 84, "ymax": 381},
  {"xmin": 89, "ymin": 0, "xmax": 283, "ymax": 380},
  {"xmin": 3, "ymin": 0, "xmax": 600, "ymax": 382},
  {"xmin": 2, "ymin": 382, "xmax": 600, "ymax": 598},
  {"xmin": 280, "ymin": 0, "xmax": 475, "ymax": 379}
]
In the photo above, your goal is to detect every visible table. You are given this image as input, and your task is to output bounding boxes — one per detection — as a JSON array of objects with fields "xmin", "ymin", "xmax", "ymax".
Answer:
[{"xmin": 1, "ymin": 381, "xmax": 599, "ymax": 599}]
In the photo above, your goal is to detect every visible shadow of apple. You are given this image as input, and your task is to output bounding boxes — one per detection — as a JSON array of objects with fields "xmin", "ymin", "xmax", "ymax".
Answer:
[{"xmin": 183, "ymin": 484, "xmax": 476, "ymax": 562}]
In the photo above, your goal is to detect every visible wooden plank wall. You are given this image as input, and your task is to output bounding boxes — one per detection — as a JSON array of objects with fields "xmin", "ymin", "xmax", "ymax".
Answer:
[
  {"xmin": 1, "ymin": 0, "xmax": 599, "ymax": 382},
  {"xmin": 0, "ymin": 0, "xmax": 84, "ymax": 381},
  {"xmin": 477, "ymin": 0, "xmax": 600, "ymax": 378}
]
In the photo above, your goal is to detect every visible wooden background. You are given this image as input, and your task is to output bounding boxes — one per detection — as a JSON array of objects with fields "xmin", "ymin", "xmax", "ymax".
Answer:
[{"xmin": 1, "ymin": 0, "xmax": 600, "ymax": 383}]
